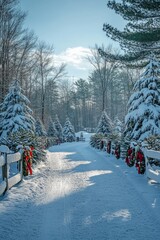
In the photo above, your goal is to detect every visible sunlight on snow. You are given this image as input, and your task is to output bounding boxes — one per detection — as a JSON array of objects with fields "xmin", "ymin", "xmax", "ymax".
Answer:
[
  {"xmin": 115, "ymin": 164, "xmax": 120, "ymax": 168},
  {"xmin": 33, "ymin": 150, "xmax": 113, "ymax": 206},
  {"xmin": 152, "ymin": 198, "xmax": 157, "ymax": 208},
  {"xmin": 86, "ymin": 170, "xmax": 112, "ymax": 178},
  {"xmin": 102, "ymin": 209, "xmax": 131, "ymax": 221},
  {"xmin": 84, "ymin": 209, "xmax": 131, "ymax": 225},
  {"xmin": 36, "ymin": 168, "xmax": 112, "ymax": 206}
]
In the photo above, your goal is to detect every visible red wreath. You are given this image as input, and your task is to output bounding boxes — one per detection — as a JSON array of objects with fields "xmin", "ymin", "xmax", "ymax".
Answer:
[
  {"xmin": 135, "ymin": 149, "xmax": 145, "ymax": 174},
  {"xmin": 23, "ymin": 146, "xmax": 34, "ymax": 175},
  {"xmin": 115, "ymin": 144, "xmax": 120, "ymax": 159},
  {"xmin": 107, "ymin": 141, "xmax": 111, "ymax": 154},
  {"xmin": 125, "ymin": 147, "xmax": 135, "ymax": 167}
]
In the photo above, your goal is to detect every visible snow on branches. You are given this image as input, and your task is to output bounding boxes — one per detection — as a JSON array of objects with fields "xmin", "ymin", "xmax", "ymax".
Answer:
[{"xmin": 124, "ymin": 56, "xmax": 160, "ymax": 141}]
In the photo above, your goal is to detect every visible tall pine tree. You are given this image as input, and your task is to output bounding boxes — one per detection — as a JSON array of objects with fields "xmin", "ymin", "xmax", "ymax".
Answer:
[
  {"xmin": 99, "ymin": 0, "xmax": 160, "ymax": 63},
  {"xmin": 124, "ymin": 56, "xmax": 160, "ymax": 141}
]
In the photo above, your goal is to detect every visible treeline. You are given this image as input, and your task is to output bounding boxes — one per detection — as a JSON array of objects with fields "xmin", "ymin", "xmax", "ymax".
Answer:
[
  {"xmin": 0, "ymin": 0, "xmax": 139, "ymax": 131},
  {"xmin": 0, "ymin": 0, "xmax": 66, "ymax": 125}
]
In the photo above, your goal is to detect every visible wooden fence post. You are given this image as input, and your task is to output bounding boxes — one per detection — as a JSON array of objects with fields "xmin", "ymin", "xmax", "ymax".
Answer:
[
  {"xmin": 0, "ymin": 146, "xmax": 23, "ymax": 195},
  {"xmin": 1, "ymin": 153, "xmax": 8, "ymax": 192},
  {"xmin": 2, "ymin": 155, "xmax": 5, "ymax": 181},
  {"xmin": 20, "ymin": 157, "xmax": 23, "ymax": 180},
  {"xmin": 5, "ymin": 153, "xmax": 9, "ymax": 191}
]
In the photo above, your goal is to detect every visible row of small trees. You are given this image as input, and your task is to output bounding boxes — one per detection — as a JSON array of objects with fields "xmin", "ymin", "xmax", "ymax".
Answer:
[
  {"xmin": 93, "ymin": 0, "xmax": 160, "ymax": 146},
  {"xmin": 36, "ymin": 114, "xmax": 76, "ymax": 143},
  {"xmin": 91, "ymin": 55, "xmax": 160, "ymax": 146}
]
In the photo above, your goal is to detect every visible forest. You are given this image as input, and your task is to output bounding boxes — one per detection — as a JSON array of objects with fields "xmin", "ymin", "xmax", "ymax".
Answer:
[
  {"xmin": 0, "ymin": 0, "xmax": 141, "ymax": 133},
  {"xmin": 0, "ymin": 0, "xmax": 160, "ymax": 143}
]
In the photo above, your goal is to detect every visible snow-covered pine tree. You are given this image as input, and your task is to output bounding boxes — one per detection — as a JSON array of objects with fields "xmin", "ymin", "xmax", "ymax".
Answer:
[
  {"xmin": 35, "ymin": 117, "xmax": 47, "ymax": 137},
  {"xmin": 54, "ymin": 114, "xmax": 63, "ymax": 142},
  {"xmin": 8, "ymin": 130, "xmax": 47, "ymax": 163},
  {"xmin": 0, "ymin": 80, "xmax": 47, "ymax": 163},
  {"xmin": 113, "ymin": 116, "xmax": 123, "ymax": 138},
  {"xmin": 124, "ymin": 56, "xmax": 160, "ymax": 141},
  {"xmin": 62, "ymin": 117, "xmax": 76, "ymax": 142},
  {"xmin": 96, "ymin": 110, "xmax": 112, "ymax": 137},
  {"xmin": 47, "ymin": 117, "xmax": 58, "ymax": 137},
  {"xmin": 0, "ymin": 80, "xmax": 35, "ymax": 143}
]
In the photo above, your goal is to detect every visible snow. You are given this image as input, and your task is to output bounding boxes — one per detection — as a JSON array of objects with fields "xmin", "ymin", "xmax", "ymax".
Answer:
[
  {"xmin": 125, "ymin": 57, "xmax": 160, "ymax": 141},
  {"xmin": 0, "ymin": 145, "xmax": 11, "ymax": 153},
  {"xmin": 0, "ymin": 137, "xmax": 160, "ymax": 240},
  {"xmin": 7, "ymin": 152, "xmax": 21, "ymax": 164}
]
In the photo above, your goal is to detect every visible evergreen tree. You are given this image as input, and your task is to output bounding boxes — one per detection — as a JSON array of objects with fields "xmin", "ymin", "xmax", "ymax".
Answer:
[
  {"xmin": 35, "ymin": 117, "xmax": 47, "ymax": 136},
  {"xmin": 90, "ymin": 133, "xmax": 104, "ymax": 149},
  {"xmin": 113, "ymin": 116, "xmax": 123, "ymax": 137},
  {"xmin": 47, "ymin": 117, "xmax": 58, "ymax": 137},
  {"xmin": 96, "ymin": 110, "xmax": 112, "ymax": 136},
  {"xmin": 0, "ymin": 80, "xmax": 35, "ymax": 142},
  {"xmin": 124, "ymin": 56, "xmax": 160, "ymax": 141},
  {"xmin": 74, "ymin": 78, "xmax": 90, "ymax": 128},
  {"xmin": 99, "ymin": 0, "xmax": 160, "ymax": 63},
  {"xmin": 62, "ymin": 117, "xmax": 76, "ymax": 142},
  {"xmin": 8, "ymin": 130, "xmax": 47, "ymax": 163},
  {"xmin": 54, "ymin": 114, "xmax": 63, "ymax": 142}
]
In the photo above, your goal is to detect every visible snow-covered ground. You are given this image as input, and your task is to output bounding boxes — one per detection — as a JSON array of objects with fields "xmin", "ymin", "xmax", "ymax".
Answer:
[
  {"xmin": 75, "ymin": 131, "xmax": 94, "ymax": 141},
  {"xmin": 0, "ymin": 136, "xmax": 160, "ymax": 240}
]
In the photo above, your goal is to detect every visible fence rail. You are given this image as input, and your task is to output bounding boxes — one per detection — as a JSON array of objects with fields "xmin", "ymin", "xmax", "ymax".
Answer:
[
  {"xmin": 0, "ymin": 146, "xmax": 22, "ymax": 196},
  {"xmin": 100, "ymin": 138, "xmax": 160, "ymax": 183},
  {"xmin": 143, "ymin": 148, "xmax": 160, "ymax": 183}
]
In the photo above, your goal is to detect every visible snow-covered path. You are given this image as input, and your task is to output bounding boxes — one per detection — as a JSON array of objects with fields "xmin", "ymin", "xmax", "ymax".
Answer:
[{"xmin": 0, "ymin": 140, "xmax": 160, "ymax": 240}]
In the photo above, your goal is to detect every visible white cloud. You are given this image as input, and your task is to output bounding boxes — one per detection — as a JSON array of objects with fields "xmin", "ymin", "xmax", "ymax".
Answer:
[{"xmin": 54, "ymin": 47, "xmax": 94, "ymax": 79}]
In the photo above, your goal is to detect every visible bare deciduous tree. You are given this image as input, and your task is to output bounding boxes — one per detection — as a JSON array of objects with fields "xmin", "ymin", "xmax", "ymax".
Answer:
[
  {"xmin": 88, "ymin": 45, "xmax": 119, "ymax": 115},
  {"xmin": 34, "ymin": 41, "xmax": 66, "ymax": 123}
]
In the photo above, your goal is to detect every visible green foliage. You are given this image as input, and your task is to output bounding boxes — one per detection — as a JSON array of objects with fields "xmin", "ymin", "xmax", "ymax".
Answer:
[
  {"xmin": 46, "ymin": 137, "xmax": 58, "ymax": 147},
  {"xmin": 90, "ymin": 133, "xmax": 104, "ymax": 149},
  {"xmin": 63, "ymin": 117, "xmax": 75, "ymax": 142},
  {"xmin": 7, "ymin": 130, "xmax": 47, "ymax": 163},
  {"xmin": 35, "ymin": 118, "xmax": 47, "ymax": 136},
  {"xmin": 54, "ymin": 115, "xmax": 63, "ymax": 142},
  {"xmin": 0, "ymin": 80, "xmax": 35, "ymax": 141},
  {"xmin": 124, "ymin": 57, "xmax": 160, "ymax": 141},
  {"xmin": 47, "ymin": 117, "xmax": 58, "ymax": 138},
  {"xmin": 100, "ymin": 0, "xmax": 160, "ymax": 64},
  {"xmin": 145, "ymin": 135, "xmax": 160, "ymax": 151},
  {"xmin": 96, "ymin": 111, "xmax": 112, "ymax": 137}
]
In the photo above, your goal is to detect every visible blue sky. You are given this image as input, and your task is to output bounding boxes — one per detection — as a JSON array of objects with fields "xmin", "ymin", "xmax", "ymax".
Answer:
[{"xmin": 20, "ymin": 0, "xmax": 124, "ymax": 80}]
